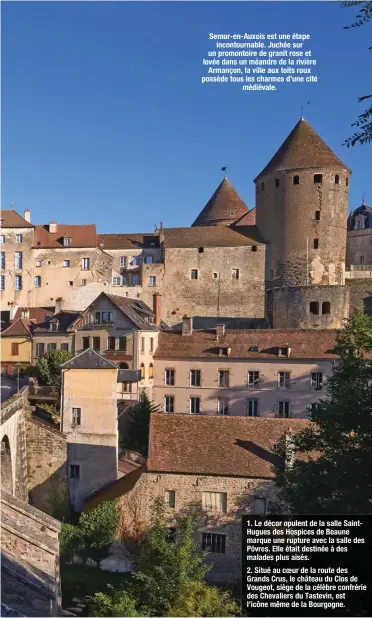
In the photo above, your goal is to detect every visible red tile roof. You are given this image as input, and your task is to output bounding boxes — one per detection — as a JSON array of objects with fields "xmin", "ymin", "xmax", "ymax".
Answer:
[
  {"xmin": 98, "ymin": 234, "xmax": 160, "ymax": 250},
  {"xmin": 192, "ymin": 178, "xmax": 249, "ymax": 227},
  {"xmin": 255, "ymin": 119, "xmax": 350, "ymax": 180},
  {"xmin": 162, "ymin": 225, "xmax": 263, "ymax": 249},
  {"xmin": 154, "ymin": 328, "xmax": 340, "ymax": 360},
  {"xmin": 13, "ymin": 307, "xmax": 55, "ymax": 323},
  {"xmin": 1, "ymin": 318, "xmax": 33, "ymax": 337},
  {"xmin": 233, "ymin": 208, "xmax": 256, "ymax": 226},
  {"xmin": 148, "ymin": 414, "xmax": 310, "ymax": 478},
  {"xmin": 0, "ymin": 210, "xmax": 34, "ymax": 228},
  {"xmin": 33, "ymin": 224, "xmax": 97, "ymax": 248}
]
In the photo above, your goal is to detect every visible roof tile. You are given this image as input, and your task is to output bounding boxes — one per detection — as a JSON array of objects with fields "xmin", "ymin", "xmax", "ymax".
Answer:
[{"xmin": 192, "ymin": 178, "xmax": 249, "ymax": 226}]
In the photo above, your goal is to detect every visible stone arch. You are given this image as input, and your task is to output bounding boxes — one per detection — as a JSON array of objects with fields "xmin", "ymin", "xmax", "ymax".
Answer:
[
  {"xmin": 119, "ymin": 362, "xmax": 129, "ymax": 369},
  {"xmin": 1, "ymin": 435, "xmax": 13, "ymax": 494}
]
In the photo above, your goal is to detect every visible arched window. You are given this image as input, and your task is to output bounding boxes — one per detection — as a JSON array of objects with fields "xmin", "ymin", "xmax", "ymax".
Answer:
[
  {"xmin": 119, "ymin": 362, "xmax": 129, "ymax": 369},
  {"xmin": 1, "ymin": 436, "xmax": 13, "ymax": 494},
  {"xmin": 334, "ymin": 175, "xmax": 340, "ymax": 185},
  {"xmin": 322, "ymin": 302, "xmax": 331, "ymax": 315},
  {"xmin": 309, "ymin": 302, "xmax": 319, "ymax": 315},
  {"xmin": 293, "ymin": 176, "xmax": 300, "ymax": 185},
  {"xmin": 149, "ymin": 363, "xmax": 154, "ymax": 379},
  {"xmin": 140, "ymin": 363, "xmax": 145, "ymax": 380}
]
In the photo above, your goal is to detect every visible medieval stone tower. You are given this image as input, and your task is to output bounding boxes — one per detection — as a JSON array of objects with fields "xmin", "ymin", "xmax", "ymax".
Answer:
[{"xmin": 255, "ymin": 118, "xmax": 351, "ymax": 329}]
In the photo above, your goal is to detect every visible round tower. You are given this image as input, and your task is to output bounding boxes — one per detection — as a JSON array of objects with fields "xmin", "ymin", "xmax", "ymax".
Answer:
[{"xmin": 255, "ymin": 118, "xmax": 351, "ymax": 329}]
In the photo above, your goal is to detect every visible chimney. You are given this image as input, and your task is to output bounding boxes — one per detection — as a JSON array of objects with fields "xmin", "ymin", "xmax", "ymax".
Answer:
[
  {"xmin": 216, "ymin": 324, "xmax": 225, "ymax": 340},
  {"xmin": 9, "ymin": 303, "xmax": 18, "ymax": 320},
  {"xmin": 152, "ymin": 293, "xmax": 161, "ymax": 326},
  {"xmin": 24, "ymin": 209, "xmax": 31, "ymax": 223},
  {"xmin": 55, "ymin": 297, "xmax": 64, "ymax": 314},
  {"xmin": 49, "ymin": 221, "xmax": 57, "ymax": 234},
  {"xmin": 182, "ymin": 316, "xmax": 193, "ymax": 336}
]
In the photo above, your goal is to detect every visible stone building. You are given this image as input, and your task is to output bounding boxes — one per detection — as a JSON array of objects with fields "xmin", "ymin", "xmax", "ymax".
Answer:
[
  {"xmin": 346, "ymin": 201, "xmax": 372, "ymax": 268},
  {"xmin": 0, "ymin": 209, "xmax": 34, "ymax": 309},
  {"xmin": 152, "ymin": 319, "xmax": 337, "ymax": 418},
  {"xmin": 31, "ymin": 309, "xmax": 81, "ymax": 362},
  {"xmin": 85, "ymin": 413, "xmax": 309, "ymax": 582}
]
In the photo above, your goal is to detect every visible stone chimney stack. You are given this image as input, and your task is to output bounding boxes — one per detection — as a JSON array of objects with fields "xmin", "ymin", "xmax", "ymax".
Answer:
[
  {"xmin": 215, "ymin": 324, "xmax": 225, "ymax": 340},
  {"xmin": 24, "ymin": 209, "xmax": 31, "ymax": 223},
  {"xmin": 49, "ymin": 221, "xmax": 57, "ymax": 234},
  {"xmin": 9, "ymin": 303, "xmax": 18, "ymax": 320},
  {"xmin": 152, "ymin": 293, "xmax": 161, "ymax": 326},
  {"xmin": 182, "ymin": 316, "xmax": 193, "ymax": 336},
  {"xmin": 55, "ymin": 297, "xmax": 64, "ymax": 314}
]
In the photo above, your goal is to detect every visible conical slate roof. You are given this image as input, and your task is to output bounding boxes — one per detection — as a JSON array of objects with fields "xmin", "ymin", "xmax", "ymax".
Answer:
[
  {"xmin": 192, "ymin": 177, "xmax": 249, "ymax": 227},
  {"xmin": 255, "ymin": 118, "xmax": 350, "ymax": 180}
]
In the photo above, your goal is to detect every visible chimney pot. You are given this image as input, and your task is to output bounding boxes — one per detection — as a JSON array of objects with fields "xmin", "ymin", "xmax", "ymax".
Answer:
[
  {"xmin": 24, "ymin": 209, "xmax": 31, "ymax": 223},
  {"xmin": 152, "ymin": 293, "xmax": 161, "ymax": 326},
  {"xmin": 182, "ymin": 316, "xmax": 193, "ymax": 336},
  {"xmin": 49, "ymin": 221, "xmax": 57, "ymax": 234}
]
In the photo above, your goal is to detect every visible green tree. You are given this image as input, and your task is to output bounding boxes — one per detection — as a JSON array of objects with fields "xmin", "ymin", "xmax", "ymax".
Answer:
[
  {"xmin": 35, "ymin": 349, "xmax": 73, "ymax": 388},
  {"xmin": 87, "ymin": 585, "xmax": 147, "ymax": 617},
  {"xmin": 121, "ymin": 391, "xmax": 160, "ymax": 456},
  {"xmin": 169, "ymin": 581, "xmax": 239, "ymax": 617},
  {"xmin": 341, "ymin": 1, "xmax": 372, "ymax": 146},
  {"xmin": 273, "ymin": 312, "xmax": 372, "ymax": 514}
]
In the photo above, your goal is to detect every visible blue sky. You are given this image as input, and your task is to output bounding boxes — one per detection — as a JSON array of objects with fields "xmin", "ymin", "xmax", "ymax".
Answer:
[{"xmin": 2, "ymin": 1, "xmax": 371, "ymax": 232}]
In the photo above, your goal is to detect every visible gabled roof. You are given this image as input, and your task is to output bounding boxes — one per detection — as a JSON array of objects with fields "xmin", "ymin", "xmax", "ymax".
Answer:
[
  {"xmin": 61, "ymin": 348, "xmax": 118, "ymax": 370},
  {"xmin": 1, "ymin": 318, "xmax": 33, "ymax": 338},
  {"xmin": 192, "ymin": 177, "xmax": 249, "ymax": 227},
  {"xmin": 13, "ymin": 307, "xmax": 55, "ymax": 323},
  {"xmin": 255, "ymin": 118, "xmax": 350, "ymax": 180},
  {"xmin": 98, "ymin": 234, "xmax": 160, "ymax": 250},
  {"xmin": 33, "ymin": 224, "xmax": 97, "ymax": 248},
  {"xmin": 75, "ymin": 292, "xmax": 160, "ymax": 331},
  {"xmin": 0, "ymin": 210, "xmax": 34, "ymax": 228},
  {"xmin": 31, "ymin": 311, "xmax": 81, "ymax": 334},
  {"xmin": 148, "ymin": 414, "xmax": 310, "ymax": 478},
  {"xmin": 162, "ymin": 225, "xmax": 263, "ymax": 249}
]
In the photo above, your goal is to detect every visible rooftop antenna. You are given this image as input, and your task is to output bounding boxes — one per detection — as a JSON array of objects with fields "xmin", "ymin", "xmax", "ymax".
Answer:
[
  {"xmin": 300, "ymin": 101, "xmax": 311, "ymax": 120},
  {"xmin": 221, "ymin": 166, "xmax": 228, "ymax": 178},
  {"xmin": 362, "ymin": 193, "xmax": 366, "ymax": 206}
]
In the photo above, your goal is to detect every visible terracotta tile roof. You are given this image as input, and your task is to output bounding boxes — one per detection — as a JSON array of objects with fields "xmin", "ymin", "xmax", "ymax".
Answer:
[
  {"xmin": 0, "ymin": 210, "xmax": 34, "ymax": 228},
  {"xmin": 154, "ymin": 328, "xmax": 340, "ymax": 360},
  {"xmin": 98, "ymin": 234, "xmax": 160, "ymax": 250},
  {"xmin": 255, "ymin": 119, "xmax": 350, "ymax": 180},
  {"xmin": 233, "ymin": 208, "xmax": 256, "ymax": 226},
  {"xmin": 192, "ymin": 178, "xmax": 249, "ymax": 227},
  {"xmin": 148, "ymin": 414, "xmax": 310, "ymax": 478},
  {"xmin": 13, "ymin": 307, "xmax": 55, "ymax": 323},
  {"xmin": 31, "ymin": 310, "xmax": 81, "ymax": 333},
  {"xmin": 162, "ymin": 225, "xmax": 263, "ymax": 249},
  {"xmin": 1, "ymin": 318, "xmax": 33, "ymax": 337},
  {"xmin": 33, "ymin": 224, "xmax": 97, "ymax": 248}
]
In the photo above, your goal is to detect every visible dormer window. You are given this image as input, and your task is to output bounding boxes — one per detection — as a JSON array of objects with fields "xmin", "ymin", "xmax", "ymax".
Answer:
[
  {"xmin": 21, "ymin": 309, "xmax": 30, "ymax": 319},
  {"xmin": 218, "ymin": 345, "xmax": 231, "ymax": 357},
  {"xmin": 249, "ymin": 345, "xmax": 259, "ymax": 352},
  {"xmin": 50, "ymin": 320, "xmax": 59, "ymax": 332},
  {"xmin": 64, "ymin": 237, "xmax": 72, "ymax": 247},
  {"xmin": 278, "ymin": 345, "xmax": 290, "ymax": 358}
]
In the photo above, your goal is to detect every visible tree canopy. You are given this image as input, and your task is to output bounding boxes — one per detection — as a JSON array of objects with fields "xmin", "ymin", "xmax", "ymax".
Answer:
[{"xmin": 35, "ymin": 348, "xmax": 73, "ymax": 388}]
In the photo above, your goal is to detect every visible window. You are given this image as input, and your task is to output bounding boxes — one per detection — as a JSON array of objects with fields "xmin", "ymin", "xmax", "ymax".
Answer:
[
  {"xmin": 248, "ymin": 370, "xmax": 259, "ymax": 388},
  {"xmin": 14, "ymin": 275, "xmax": 22, "ymax": 290},
  {"xmin": 63, "ymin": 260, "xmax": 70, "ymax": 268},
  {"xmin": 254, "ymin": 498, "xmax": 266, "ymax": 514},
  {"xmin": 202, "ymin": 492, "xmax": 227, "ymax": 513},
  {"xmin": 120, "ymin": 256, "xmax": 127, "ymax": 267},
  {"xmin": 360, "ymin": 255, "xmax": 365, "ymax": 265},
  {"xmin": 356, "ymin": 237, "xmax": 362, "ymax": 247},
  {"xmin": 335, "ymin": 175, "xmax": 340, "ymax": 184},
  {"xmin": 202, "ymin": 533, "xmax": 226, "ymax": 554},
  {"xmin": 315, "ymin": 210, "xmax": 320, "ymax": 221},
  {"xmin": 47, "ymin": 343, "xmax": 57, "ymax": 351},
  {"xmin": 81, "ymin": 279, "xmax": 87, "ymax": 286},
  {"xmin": 322, "ymin": 301, "xmax": 331, "ymax": 314},
  {"xmin": 34, "ymin": 276, "xmax": 41, "ymax": 288},
  {"xmin": 311, "ymin": 372, "xmax": 323, "ymax": 390},
  {"xmin": 72, "ymin": 408, "xmax": 81, "ymax": 425},
  {"xmin": 246, "ymin": 399, "xmax": 258, "ymax": 417},
  {"xmin": 149, "ymin": 276, "xmax": 157, "ymax": 287},
  {"xmin": 190, "ymin": 269, "xmax": 199, "ymax": 280},
  {"xmin": 213, "ymin": 272, "xmax": 218, "ymax": 279},
  {"xmin": 261, "ymin": 182, "xmax": 264, "ymax": 191},
  {"xmin": 61, "ymin": 343, "xmax": 69, "ymax": 352},
  {"xmin": 131, "ymin": 274, "xmax": 140, "ymax": 286},
  {"xmin": 50, "ymin": 322, "xmax": 58, "ymax": 332},
  {"xmin": 165, "ymin": 369, "xmax": 175, "ymax": 386},
  {"xmin": 145, "ymin": 255, "xmax": 154, "ymax": 264},
  {"xmin": 21, "ymin": 310, "xmax": 29, "ymax": 319},
  {"xmin": 0, "ymin": 235, "xmax": 4, "ymax": 243},
  {"xmin": 275, "ymin": 178, "xmax": 280, "ymax": 188},
  {"xmin": 293, "ymin": 175, "xmax": 299, "ymax": 185},
  {"xmin": 278, "ymin": 346, "xmax": 290, "ymax": 358},
  {"xmin": 14, "ymin": 252, "xmax": 22, "ymax": 269},
  {"xmin": 131, "ymin": 256, "xmax": 139, "ymax": 266},
  {"xmin": 149, "ymin": 337, "xmax": 154, "ymax": 353},
  {"xmin": 16, "ymin": 234, "xmax": 23, "ymax": 243},
  {"xmin": 118, "ymin": 337, "xmax": 126, "ymax": 352},
  {"xmin": 218, "ymin": 370, "xmax": 229, "ymax": 387},
  {"xmin": 35, "ymin": 343, "xmax": 45, "ymax": 357},
  {"xmin": 309, "ymin": 301, "xmax": 319, "ymax": 315},
  {"xmin": 313, "ymin": 238, "xmax": 319, "ymax": 249},
  {"xmin": 149, "ymin": 363, "xmax": 154, "ymax": 379},
  {"xmin": 217, "ymin": 398, "xmax": 229, "ymax": 416},
  {"xmin": 36, "ymin": 260, "xmax": 42, "ymax": 267},
  {"xmin": 0, "ymin": 276, "xmax": 4, "ymax": 291},
  {"xmin": 82, "ymin": 258, "xmax": 90, "ymax": 270},
  {"xmin": 93, "ymin": 336, "xmax": 100, "ymax": 351},
  {"xmin": 277, "ymin": 401, "xmax": 290, "ymax": 418},
  {"xmin": 278, "ymin": 371, "xmax": 290, "ymax": 389},
  {"xmin": 189, "ymin": 397, "xmax": 200, "ymax": 415},
  {"xmin": 310, "ymin": 403, "xmax": 319, "ymax": 418},
  {"xmin": 64, "ymin": 237, "xmax": 72, "ymax": 247},
  {"xmin": 0, "ymin": 252, "xmax": 5, "ymax": 269},
  {"xmin": 11, "ymin": 343, "xmax": 19, "ymax": 356},
  {"xmin": 82, "ymin": 337, "xmax": 90, "ymax": 350},
  {"xmin": 164, "ymin": 395, "xmax": 174, "ymax": 413},
  {"xmin": 112, "ymin": 276, "xmax": 121, "ymax": 286},
  {"xmin": 140, "ymin": 363, "xmax": 145, "ymax": 380},
  {"xmin": 70, "ymin": 464, "xmax": 80, "ymax": 479},
  {"xmin": 314, "ymin": 174, "xmax": 322, "ymax": 184},
  {"xmin": 96, "ymin": 311, "xmax": 114, "ymax": 324},
  {"xmin": 68, "ymin": 281, "xmax": 73, "ymax": 287},
  {"xmin": 95, "ymin": 311, "xmax": 100, "ymax": 324},
  {"xmin": 141, "ymin": 337, "xmax": 145, "ymax": 353},
  {"xmin": 190, "ymin": 369, "xmax": 201, "ymax": 387},
  {"xmin": 165, "ymin": 490, "xmax": 175, "ymax": 508},
  {"xmin": 108, "ymin": 336, "xmax": 116, "ymax": 351},
  {"xmin": 232, "ymin": 269, "xmax": 240, "ymax": 280},
  {"xmin": 346, "ymin": 177, "xmax": 349, "ymax": 187},
  {"xmin": 251, "ymin": 245, "xmax": 257, "ymax": 252},
  {"xmin": 122, "ymin": 382, "xmax": 132, "ymax": 393}
]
